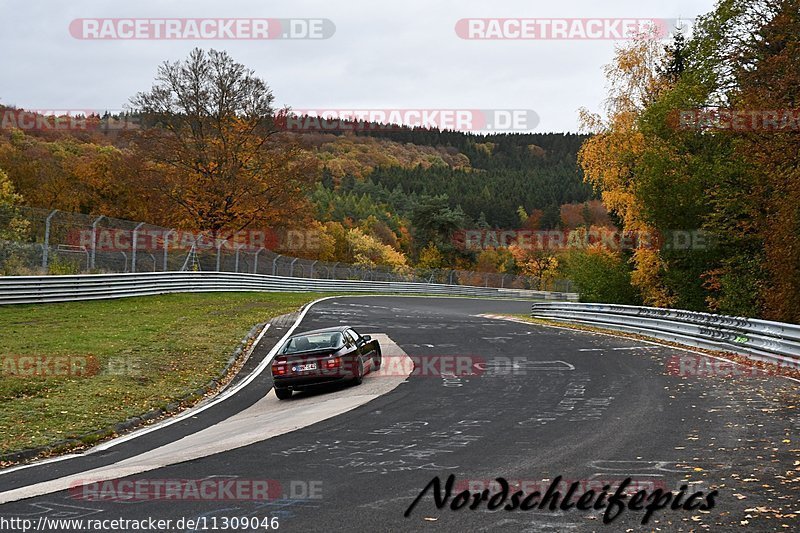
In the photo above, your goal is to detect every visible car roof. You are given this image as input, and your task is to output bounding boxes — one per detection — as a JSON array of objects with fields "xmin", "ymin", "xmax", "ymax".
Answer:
[{"xmin": 288, "ymin": 326, "xmax": 351, "ymax": 339}]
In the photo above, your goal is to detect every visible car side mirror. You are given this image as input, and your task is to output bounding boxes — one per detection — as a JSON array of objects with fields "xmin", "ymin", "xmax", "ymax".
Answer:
[{"xmin": 362, "ymin": 335, "xmax": 371, "ymax": 342}]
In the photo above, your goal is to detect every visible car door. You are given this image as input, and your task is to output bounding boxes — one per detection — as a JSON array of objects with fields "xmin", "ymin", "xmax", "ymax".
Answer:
[
  {"xmin": 349, "ymin": 328, "xmax": 375, "ymax": 359},
  {"xmin": 338, "ymin": 329, "xmax": 352, "ymax": 368},
  {"xmin": 345, "ymin": 329, "xmax": 366, "ymax": 366}
]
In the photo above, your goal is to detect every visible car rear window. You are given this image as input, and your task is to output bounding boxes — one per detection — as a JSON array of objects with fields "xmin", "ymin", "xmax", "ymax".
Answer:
[{"xmin": 281, "ymin": 332, "xmax": 344, "ymax": 354}]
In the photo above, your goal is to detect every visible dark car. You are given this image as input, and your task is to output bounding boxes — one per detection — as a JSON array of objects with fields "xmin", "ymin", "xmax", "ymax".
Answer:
[{"xmin": 270, "ymin": 326, "xmax": 381, "ymax": 400}]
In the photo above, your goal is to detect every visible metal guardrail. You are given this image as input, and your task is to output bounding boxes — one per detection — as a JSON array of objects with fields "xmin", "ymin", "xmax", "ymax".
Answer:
[
  {"xmin": 0, "ymin": 272, "xmax": 580, "ymax": 305},
  {"xmin": 531, "ymin": 302, "xmax": 800, "ymax": 367}
]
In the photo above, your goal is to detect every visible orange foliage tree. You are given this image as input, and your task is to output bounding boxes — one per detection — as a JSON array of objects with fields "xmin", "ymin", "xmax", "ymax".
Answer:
[{"xmin": 129, "ymin": 48, "xmax": 319, "ymax": 236}]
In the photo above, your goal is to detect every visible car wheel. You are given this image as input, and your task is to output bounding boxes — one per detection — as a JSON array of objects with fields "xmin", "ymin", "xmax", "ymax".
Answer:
[
  {"xmin": 274, "ymin": 387, "xmax": 292, "ymax": 400},
  {"xmin": 372, "ymin": 347, "xmax": 382, "ymax": 370},
  {"xmin": 352, "ymin": 357, "xmax": 364, "ymax": 385}
]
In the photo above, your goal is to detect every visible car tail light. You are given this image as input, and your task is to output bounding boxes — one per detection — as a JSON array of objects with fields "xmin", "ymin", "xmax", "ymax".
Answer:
[
  {"xmin": 325, "ymin": 357, "xmax": 341, "ymax": 369},
  {"xmin": 272, "ymin": 358, "xmax": 288, "ymax": 376}
]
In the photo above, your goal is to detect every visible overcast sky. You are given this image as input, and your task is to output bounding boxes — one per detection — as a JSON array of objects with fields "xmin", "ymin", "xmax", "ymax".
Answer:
[{"xmin": 1, "ymin": 0, "xmax": 716, "ymax": 132}]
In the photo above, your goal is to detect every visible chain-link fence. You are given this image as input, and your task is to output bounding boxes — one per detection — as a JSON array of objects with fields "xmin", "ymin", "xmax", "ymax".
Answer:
[{"xmin": 0, "ymin": 207, "xmax": 574, "ymax": 292}]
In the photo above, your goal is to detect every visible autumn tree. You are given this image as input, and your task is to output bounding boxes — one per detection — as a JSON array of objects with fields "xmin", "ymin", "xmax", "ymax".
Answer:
[
  {"xmin": 0, "ymin": 167, "xmax": 32, "ymax": 275},
  {"xmin": 0, "ymin": 130, "xmax": 83, "ymax": 211},
  {"xmin": 0, "ymin": 168, "xmax": 28, "ymax": 240},
  {"xmin": 129, "ymin": 48, "xmax": 318, "ymax": 236},
  {"xmin": 632, "ymin": 0, "xmax": 799, "ymax": 318},
  {"xmin": 562, "ymin": 247, "xmax": 640, "ymax": 305},
  {"xmin": 345, "ymin": 227, "xmax": 410, "ymax": 274},
  {"xmin": 578, "ymin": 0, "xmax": 800, "ymax": 320},
  {"xmin": 508, "ymin": 245, "xmax": 560, "ymax": 291},
  {"xmin": 578, "ymin": 27, "xmax": 675, "ymax": 306},
  {"xmin": 416, "ymin": 242, "xmax": 444, "ymax": 269},
  {"xmin": 730, "ymin": 0, "xmax": 800, "ymax": 321}
]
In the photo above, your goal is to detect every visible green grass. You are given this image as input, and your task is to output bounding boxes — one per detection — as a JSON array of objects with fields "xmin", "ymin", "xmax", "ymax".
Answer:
[{"xmin": 0, "ymin": 292, "xmax": 322, "ymax": 455}]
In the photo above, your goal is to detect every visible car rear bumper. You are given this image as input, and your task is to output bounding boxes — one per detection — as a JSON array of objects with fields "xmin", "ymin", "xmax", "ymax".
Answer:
[{"xmin": 273, "ymin": 374, "xmax": 352, "ymax": 390}]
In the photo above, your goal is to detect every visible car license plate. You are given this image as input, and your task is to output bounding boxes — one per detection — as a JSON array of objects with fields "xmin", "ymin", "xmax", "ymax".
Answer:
[{"xmin": 293, "ymin": 363, "xmax": 317, "ymax": 372}]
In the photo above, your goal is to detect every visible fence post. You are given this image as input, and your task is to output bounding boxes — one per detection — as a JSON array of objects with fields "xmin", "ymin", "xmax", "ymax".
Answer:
[
  {"xmin": 272, "ymin": 254, "xmax": 282, "ymax": 276},
  {"xmin": 131, "ymin": 222, "xmax": 145, "ymax": 273},
  {"xmin": 310, "ymin": 260, "xmax": 317, "ymax": 278},
  {"xmin": 332, "ymin": 262, "xmax": 339, "ymax": 279},
  {"xmin": 90, "ymin": 215, "xmax": 105, "ymax": 270},
  {"xmin": 289, "ymin": 257, "xmax": 298, "ymax": 277},
  {"xmin": 41, "ymin": 209, "xmax": 58, "ymax": 269},
  {"xmin": 234, "ymin": 244, "xmax": 245, "ymax": 273},
  {"xmin": 215, "ymin": 239, "xmax": 224, "ymax": 271},
  {"xmin": 254, "ymin": 247, "xmax": 265, "ymax": 274},
  {"xmin": 162, "ymin": 229, "xmax": 176, "ymax": 271}
]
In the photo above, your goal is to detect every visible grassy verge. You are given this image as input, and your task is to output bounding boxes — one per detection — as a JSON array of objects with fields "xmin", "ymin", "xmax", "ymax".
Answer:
[{"xmin": 0, "ymin": 292, "xmax": 322, "ymax": 456}]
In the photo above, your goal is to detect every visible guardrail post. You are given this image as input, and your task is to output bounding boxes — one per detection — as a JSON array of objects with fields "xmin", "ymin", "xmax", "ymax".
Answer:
[
  {"xmin": 42, "ymin": 209, "xmax": 58, "ymax": 269},
  {"xmin": 272, "ymin": 254, "xmax": 282, "ymax": 276},
  {"xmin": 254, "ymin": 247, "xmax": 265, "ymax": 273},
  {"xmin": 131, "ymin": 222, "xmax": 145, "ymax": 273},
  {"xmin": 90, "ymin": 215, "xmax": 105, "ymax": 270},
  {"xmin": 162, "ymin": 229, "xmax": 176, "ymax": 271}
]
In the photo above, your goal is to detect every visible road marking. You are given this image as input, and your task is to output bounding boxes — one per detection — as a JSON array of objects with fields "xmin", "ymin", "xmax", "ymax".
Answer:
[
  {"xmin": 474, "ymin": 360, "xmax": 575, "ymax": 371},
  {"xmin": 578, "ymin": 346, "xmax": 661, "ymax": 352}
]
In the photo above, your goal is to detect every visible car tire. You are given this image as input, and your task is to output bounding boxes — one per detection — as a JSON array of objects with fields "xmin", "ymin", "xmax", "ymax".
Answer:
[
  {"xmin": 352, "ymin": 357, "xmax": 364, "ymax": 385},
  {"xmin": 372, "ymin": 347, "xmax": 382, "ymax": 370},
  {"xmin": 274, "ymin": 387, "xmax": 292, "ymax": 400}
]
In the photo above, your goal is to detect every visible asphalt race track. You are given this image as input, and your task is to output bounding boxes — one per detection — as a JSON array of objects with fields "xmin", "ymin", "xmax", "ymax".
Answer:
[{"xmin": 0, "ymin": 296, "xmax": 798, "ymax": 532}]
